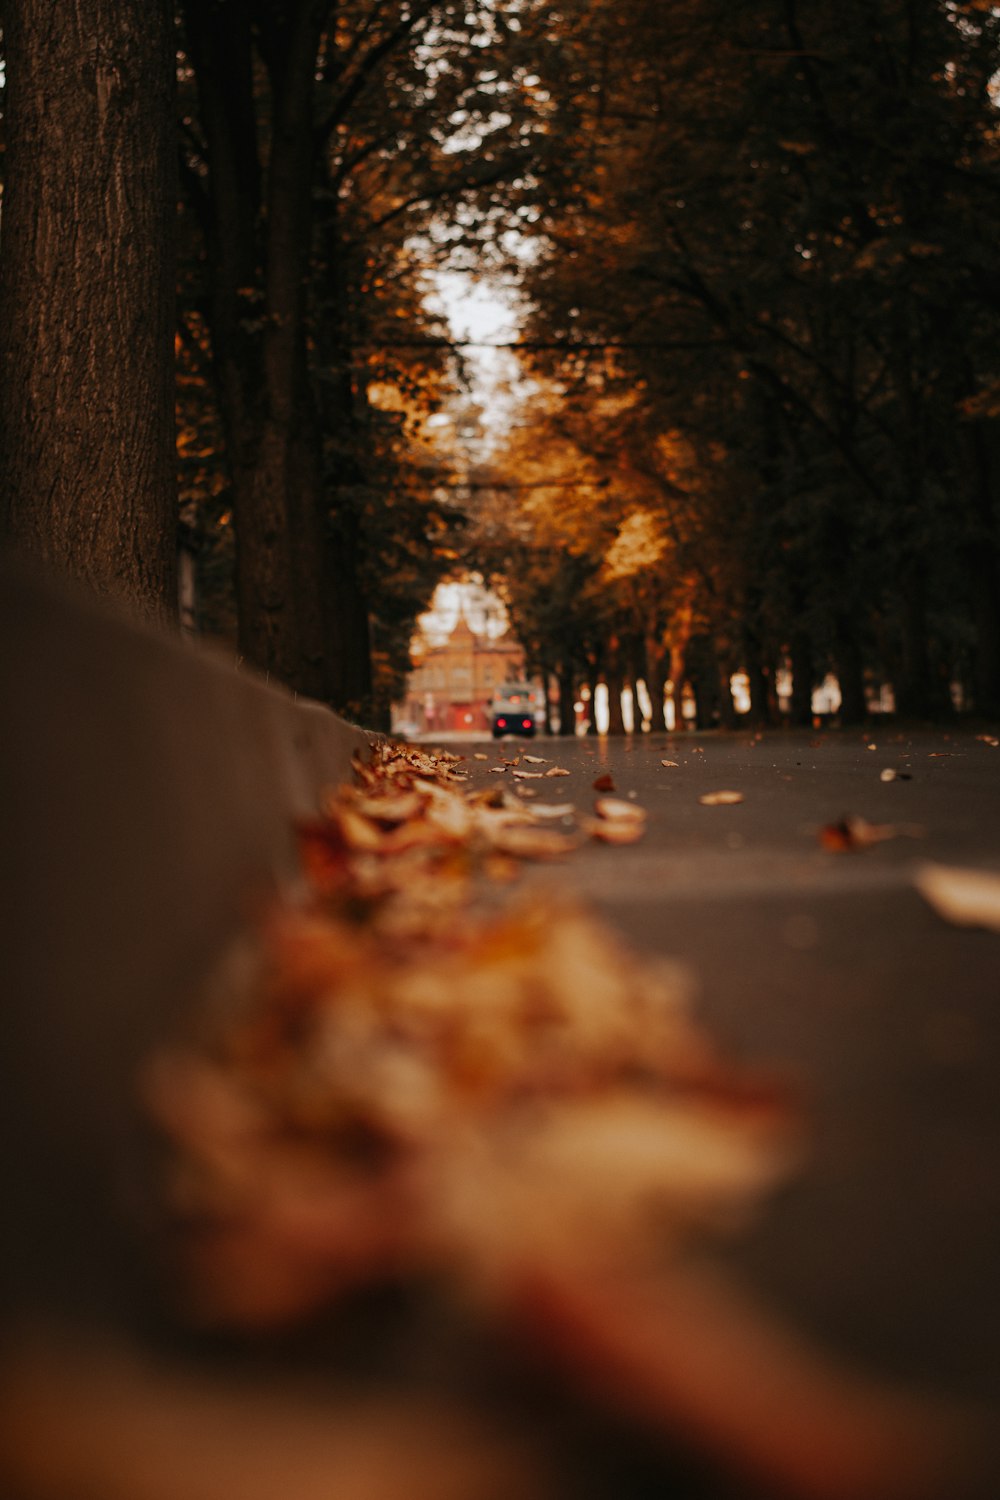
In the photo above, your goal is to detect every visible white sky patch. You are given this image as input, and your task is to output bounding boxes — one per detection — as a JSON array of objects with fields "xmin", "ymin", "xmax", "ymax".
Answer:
[
  {"xmin": 427, "ymin": 268, "xmax": 527, "ymax": 452},
  {"xmin": 417, "ymin": 579, "xmax": 511, "ymax": 643}
]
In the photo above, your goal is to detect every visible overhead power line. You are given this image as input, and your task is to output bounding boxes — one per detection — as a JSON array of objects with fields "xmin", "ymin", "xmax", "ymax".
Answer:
[{"xmin": 358, "ymin": 337, "xmax": 724, "ymax": 353}]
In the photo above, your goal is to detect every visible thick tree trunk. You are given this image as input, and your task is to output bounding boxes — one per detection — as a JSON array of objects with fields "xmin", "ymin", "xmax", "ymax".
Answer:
[
  {"xmin": 0, "ymin": 0, "xmax": 176, "ymax": 624},
  {"xmin": 184, "ymin": 0, "xmax": 336, "ymax": 700}
]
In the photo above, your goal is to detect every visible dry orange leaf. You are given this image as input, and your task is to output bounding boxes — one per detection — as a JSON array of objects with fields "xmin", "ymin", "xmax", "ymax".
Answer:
[
  {"xmin": 594, "ymin": 796, "xmax": 646, "ymax": 823},
  {"xmin": 699, "ymin": 791, "xmax": 744, "ymax": 806},
  {"xmin": 584, "ymin": 817, "xmax": 646, "ymax": 845},
  {"xmin": 914, "ymin": 862, "xmax": 1000, "ymax": 931},
  {"xmin": 818, "ymin": 815, "xmax": 900, "ymax": 853}
]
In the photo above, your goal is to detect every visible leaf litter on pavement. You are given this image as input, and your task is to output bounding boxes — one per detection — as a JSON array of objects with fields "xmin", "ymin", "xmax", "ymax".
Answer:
[{"xmin": 136, "ymin": 740, "xmax": 986, "ymax": 1500}]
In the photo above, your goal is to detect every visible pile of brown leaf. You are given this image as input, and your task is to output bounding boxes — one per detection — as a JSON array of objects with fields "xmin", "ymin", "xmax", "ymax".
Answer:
[
  {"xmin": 133, "ymin": 743, "xmax": 998, "ymax": 1500},
  {"xmin": 144, "ymin": 741, "xmax": 797, "ymax": 1330}
]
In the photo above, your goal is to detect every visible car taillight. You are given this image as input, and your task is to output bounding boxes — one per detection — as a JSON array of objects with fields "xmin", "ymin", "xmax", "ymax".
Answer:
[
  {"xmin": 522, "ymin": 718, "xmax": 532, "ymax": 728},
  {"xmin": 497, "ymin": 717, "xmax": 507, "ymax": 727}
]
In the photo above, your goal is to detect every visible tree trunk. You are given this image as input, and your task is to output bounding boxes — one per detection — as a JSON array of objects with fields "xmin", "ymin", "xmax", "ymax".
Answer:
[
  {"xmin": 835, "ymin": 623, "xmax": 867, "ymax": 725},
  {"xmin": 604, "ymin": 637, "xmax": 626, "ymax": 735},
  {"xmin": 790, "ymin": 633, "xmax": 815, "ymax": 726},
  {"xmin": 0, "ymin": 0, "xmax": 177, "ymax": 624},
  {"xmin": 329, "ymin": 544, "xmax": 373, "ymax": 721},
  {"xmin": 184, "ymin": 0, "xmax": 335, "ymax": 699},
  {"xmin": 557, "ymin": 665, "xmax": 577, "ymax": 737},
  {"xmin": 893, "ymin": 568, "xmax": 950, "ymax": 720},
  {"xmin": 969, "ymin": 546, "xmax": 1000, "ymax": 717},
  {"xmin": 647, "ymin": 640, "xmax": 671, "ymax": 732}
]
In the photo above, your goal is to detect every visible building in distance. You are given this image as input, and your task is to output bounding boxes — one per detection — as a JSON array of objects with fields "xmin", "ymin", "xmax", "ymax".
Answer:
[{"xmin": 394, "ymin": 581, "xmax": 531, "ymax": 737}]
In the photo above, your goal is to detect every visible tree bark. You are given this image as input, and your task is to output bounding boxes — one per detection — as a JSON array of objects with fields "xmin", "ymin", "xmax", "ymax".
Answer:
[
  {"xmin": 604, "ymin": 637, "xmax": 626, "ymax": 735},
  {"xmin": 835, "ymin": 623, "xmax": 867, "ymax": 725},
  {"xmin": 557, "ymin": 664, "xmax": 577, "ymax": 737},
  {"xmin": 183, "ymin": 0, "xmax": 333, "ymax": 698},
  {"xmin": 647, "ymin": 639, "xmax": 671, "ymax": 733},
  {"xmin": 0, "ymin": 0, "xmax": 177, "ymax": 624},
  {"xmin": 790, "ymin": 633, "xmax": 815, "ymax": 726}
]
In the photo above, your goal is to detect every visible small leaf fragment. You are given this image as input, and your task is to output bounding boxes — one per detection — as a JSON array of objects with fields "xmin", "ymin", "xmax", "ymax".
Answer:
[
  {"xmin": 545, "ymin": 766, "xmax": 571, "ymax": 777},
  {"xmin": 583, "ymin": 816, "xmax": 646, "ymax": 845},
  {"xmin": 661, "ymin": 760, "xmax": 680, "ymax": 768},
  {"xmin": 699, "ymin": 791, "xmax": 744, "ymax": 806},
  {"xmin": 522, "ymin": 754, "xmax": 548, "ymax": 764},
  {"xmin": 530, "ymin": 802, "xmax": 577, "ymax": 819},
  {"xmin": 914, "ymin": 863, "xmax": 1000, "ymax": 932},
  {"xmin": 593, "ymin": 773, "xmax": 616, "ymax": 792},
  {"xmin": 818, "ymin": 815, "xmax": 913, "ymax": 852},
  {"xmin": 594, "ymin": 796, "xmax": 647, "ymax": 823}
]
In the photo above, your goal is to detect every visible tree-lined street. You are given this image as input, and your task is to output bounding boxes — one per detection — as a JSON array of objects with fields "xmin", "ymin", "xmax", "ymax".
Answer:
[{"xmin": 4, "ymin": 3, "xmax": 1000, "ymax": 1497}]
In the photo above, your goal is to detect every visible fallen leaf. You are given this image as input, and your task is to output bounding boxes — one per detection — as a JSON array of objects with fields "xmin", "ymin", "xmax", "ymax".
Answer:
[
  {"xmin": 491, "ymin": 826, "xmax": 581, "ymax": 859},
  {"xmin": 522, "ymin": 754, "xmax": 548, "ymax": 764},
  {"xmin": 583, "ymin": 816, "xmax": 646, "ymax": 845},
  {"xmin": 593, "ymin": 774, "xmax": 616, "ymax": 792},
  {"xmin": 473, "ymin": 753, "xmax": 489, "ymax": 761},
  {"xmin": 661, "ymin": 760, "xmax": 680, "ymax": 768},
  {"xmin": 530, "ymin": 803, "xmax": 577, "ymax": 819},
  {"xmin": 914, "ymin": 863, "xmax": 1000, "ymax": 932},
  {"xmin": 976, "ymin": 735, "xmax": 999, "ymax": 748},
  {"xmin": 490, "ymin": 767, "xmax": 507, "ymax": 774},
  {"xmin": 545, "ymin": 767, "xmax": 571, "ymax": 777},
  {"xmin": 594, "ymin": 796, "xmax": 647, "ymax": 823},
  {"xmin": 512, "ymin": 770, "xmax": 545, "ymax": 780},
  {"xmin": 699, "ymin": 791, "xmax": 744, "ymax": 806},
  {"xmin": 817, "ymin": 815, "xmax": 910, "ymax": 853}
]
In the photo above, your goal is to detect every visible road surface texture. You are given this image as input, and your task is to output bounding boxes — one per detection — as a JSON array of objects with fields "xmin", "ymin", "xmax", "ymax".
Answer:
[{"xmin": 459, "ymin": 727, "xmax": 1000, "ymax": 1410}]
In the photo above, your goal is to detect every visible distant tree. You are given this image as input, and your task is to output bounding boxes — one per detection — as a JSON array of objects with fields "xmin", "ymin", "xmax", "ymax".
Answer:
[
  {"xmin": 176, "ymin": 0, "xmax": 546, "ymax": 711},
  {"xmin": 512, "ymin": 0, "xmax": 1000, "ymax": 720},
  {"xmin": 0, "ymin": 0, "xmax": 177, "ymax": 623}
]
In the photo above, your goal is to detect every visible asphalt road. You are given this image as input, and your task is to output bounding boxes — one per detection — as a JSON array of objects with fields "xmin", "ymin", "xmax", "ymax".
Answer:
[{"xmin": 458, "ymin": 726, "xmax": 1000, "ymax": 1407}]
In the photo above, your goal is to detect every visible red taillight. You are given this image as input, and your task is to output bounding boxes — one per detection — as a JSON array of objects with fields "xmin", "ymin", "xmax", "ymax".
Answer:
[
  {"xmin": 522, "ymin": 719, "xmax": 532, "ymax": 728},
  {"xmin": 497, "ymin": 717, "xmax": 507, "ymax": 727}
]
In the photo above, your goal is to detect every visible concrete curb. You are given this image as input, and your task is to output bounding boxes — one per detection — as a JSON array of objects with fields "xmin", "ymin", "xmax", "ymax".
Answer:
[{"xmin": 0, "ymin": 552, "xmax": 369, "ymax": 1321}]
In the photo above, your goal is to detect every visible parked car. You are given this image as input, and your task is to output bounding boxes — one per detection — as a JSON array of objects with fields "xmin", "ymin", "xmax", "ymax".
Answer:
[{"xmin": 490, "ymin": 681, "xmax": 539, "ymax": 738}]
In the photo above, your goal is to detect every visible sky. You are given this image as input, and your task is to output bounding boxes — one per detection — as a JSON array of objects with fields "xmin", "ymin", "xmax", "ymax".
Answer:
[{"xmin": 428, "ymin": 269, "xmax": 526, "ymax": 452}]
